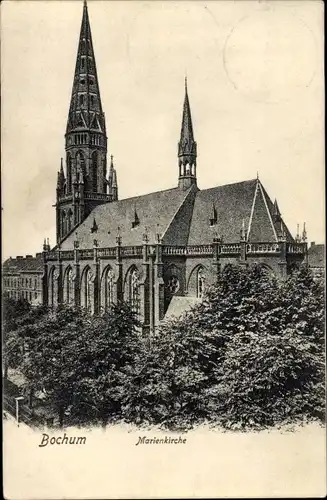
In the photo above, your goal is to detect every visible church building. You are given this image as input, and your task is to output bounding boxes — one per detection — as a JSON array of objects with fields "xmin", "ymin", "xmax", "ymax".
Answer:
[{"xmin": 40, "ymin": 1, "xmax": 307, "ymax": 330}]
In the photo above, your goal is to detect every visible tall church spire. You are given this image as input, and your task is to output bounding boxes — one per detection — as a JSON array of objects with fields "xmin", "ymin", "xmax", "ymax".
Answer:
[
  {"xmin": 56, "ymin": 1, "xmax": 115, "ymax": 245},
  {"xmin": 66, "ymin": 0, "xmax": 105, "ymax": 136},
  {"xmin": 178, "ymin": 78, "xmax": 197, "ymax": 189}
]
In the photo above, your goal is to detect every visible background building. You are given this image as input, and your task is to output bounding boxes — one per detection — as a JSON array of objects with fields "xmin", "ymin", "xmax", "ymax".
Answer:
[{"xmin": 2, "ymin": 253, "xmax": 44, "ymax": 305}]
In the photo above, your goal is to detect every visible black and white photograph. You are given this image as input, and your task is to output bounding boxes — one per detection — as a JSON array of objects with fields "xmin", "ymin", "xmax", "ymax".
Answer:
[{"xmin": 2, "ymin": 0, "xmax": 325, "ymax": 498}]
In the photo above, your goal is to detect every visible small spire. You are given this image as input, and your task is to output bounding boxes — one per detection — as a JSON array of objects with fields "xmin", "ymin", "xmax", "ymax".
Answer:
[
  {"xmin": 302, "ymin": 222, "xmax": 307, "ymax": 242},
  {"xmin": 112, "ymin": 169, "xmax": 117, "ymax": 188},
  {"xmin": 178, "ymin": 78, "xmax": 197, "ymax": 188},
  {"xmin": 295, "ymin": 223, "xmax": 301, "ymax": 242}
]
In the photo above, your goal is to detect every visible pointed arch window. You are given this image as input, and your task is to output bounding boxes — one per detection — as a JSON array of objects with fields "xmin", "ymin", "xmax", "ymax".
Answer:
[
  {"xmin": 76, "ymin": 151, "xmax": 86, "ymax": 176},
  {"xmin": 91, "ymin": 151, "xmax": 98, "ymax": 192},
  {"xmin": 81, "ymin": 267, "xmax": 92, "ymax": 312},
  {"xmin": 197, "ymin": 267, "xmax": 206, "ymax": 298},
  {"xmin": 63, "ymin": 267, "xmax": 74, "ymax": 305},
  {"xmin": 48, "ymin": 267, "xmax": 55, "ymax": 308},
  {"xmin": 102, "ymin": 267, "xmax": 114, "ymax": 312},
  {"xmin": 67, "ymin": 154, "xmax": 72, "ymax": 193},
  {"xmin": 126, "ymin": 268, "xmax": 140, "ymax": 315}
]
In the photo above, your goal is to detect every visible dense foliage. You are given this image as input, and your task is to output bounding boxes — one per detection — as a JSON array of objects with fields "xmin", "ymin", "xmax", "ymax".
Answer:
[{"xmin": 3, "ymin": 264, "xmax": 325, "ymax": 430}]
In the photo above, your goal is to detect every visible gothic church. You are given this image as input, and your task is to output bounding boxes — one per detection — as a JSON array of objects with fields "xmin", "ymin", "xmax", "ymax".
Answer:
[{"xmin": 41, "ymin": 1, "xmax": 307, "ymax": 331}]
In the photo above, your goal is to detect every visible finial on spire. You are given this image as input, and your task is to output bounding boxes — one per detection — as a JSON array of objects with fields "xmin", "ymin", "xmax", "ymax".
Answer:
[
  {"xmin": 256, "ymin": 171, "xmax": 259, "ymax": 180},
  {"xmin": 185, "ymin": 75, "xmax": 188, "ymax": 93}
]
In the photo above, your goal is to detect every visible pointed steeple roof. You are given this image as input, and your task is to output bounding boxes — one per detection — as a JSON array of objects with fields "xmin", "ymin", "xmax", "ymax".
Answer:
[
  {"xmin": 178, "ymin": 78, "xmax": 197, "ymax": 167},
  {"xmin": 66, "ymin": 1, "xmax": 105, "ymax": 134},
  {"xmin": 180, "ymin": 78, "xmax": 194, "ymax": 144}
]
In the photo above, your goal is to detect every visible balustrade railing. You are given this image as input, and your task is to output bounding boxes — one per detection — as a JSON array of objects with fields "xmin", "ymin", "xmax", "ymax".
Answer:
[
  {"xmin": 246, "ymin": 243, "xmax": 281, "ymax": 254},
  {"xmin": 162, "ymin": 245, "xmax": 214, "ymax": 256},
  {"xmin": 79, "ymin": 249, "xmax": 94, "ymax": 259},
  {"xmin": 98, "ymin": 247, "xmax": 116, "ymax": 258},
  {"xmin": 219, "ymin": 243, "xmax": 240, "ymax": 254},
  {"xmin": 84, "ymin": 193, "xmax": 111, "ymax": 201},
  {"xmin": 286, "ymin": 243, "xmax": 306, "ymax": 254},
  {"xmin": 60, "ymin": 251, "xmax": 74, "ymax": 260},
  {"xmin": 45, "ymin": 241, "xmax": 306, "ymax": 262},
  {"xmin": 47, "ymin": 251, "xmax": 58, "ymax": 261},
  {"xmin": 121, "ymin": 246, "xmax": 143, "ymax": 257}
]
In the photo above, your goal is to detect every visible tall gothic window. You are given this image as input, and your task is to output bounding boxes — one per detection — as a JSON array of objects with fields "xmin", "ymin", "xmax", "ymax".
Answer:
[
  {"xmin": 67, "ymin": 209, "xmax": 73, "ymax": 233},
  {"xmin": 63, "ymin": 267, "xmax": 74, "ymax": 305},
  {"xmin": 126, "ymin": 267, "xmax": 140, "ymax": 315},
  {"xmin": 102, "ymin": 267, "xmax": 114, "ymax": 312},
  {"xmin": 76, "ymin": 151, "xmax": 85, "ymax": 176},
  {"xmin": 91, "ymin": 151, "xmax": 98, "ymax": 193},
  {"xmin": 61, "ymin": 211, "xmax": 66, "ymax": 237},
  {"xmin": 197, "ymin": 267, "xmax": 206, "ymax": 298},
  {"xmin": 81, "ymin": 267, "xmax": 92, "ymax": 312},
  {"xmin": 48, "ymin": 267, "xmax": 55, "ymax": 308}
]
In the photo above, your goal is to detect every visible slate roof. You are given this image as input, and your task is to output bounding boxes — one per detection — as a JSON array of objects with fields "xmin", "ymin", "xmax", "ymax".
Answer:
[
  {"xmin": 2, "ymin": 254, "xmax": 43, "ymax": 273},
  {"xmin": 188, "ymin": 179, "xmax": 256, "ymax": 244},
  {"xmin": 61, "ymin": 186, "xmax": 196, "ymax": 249},
  {"xmin": 164, "ymin": 296, "xmax": 201, "ymax": 320},
  {"xmin": 308, "ymin": 244, "xmax": 325, "ymax": 268},
  {"xmin": 60, "ymin": 178, "xmax": 294, "ymax": 250}
]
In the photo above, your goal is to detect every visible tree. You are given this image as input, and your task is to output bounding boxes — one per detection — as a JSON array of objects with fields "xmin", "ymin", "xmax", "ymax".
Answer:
[
  {"xmin": 138, "ymin": 264, "xmax": 325, "ymax": 430},
  {"xmin": 18, "ymin": 303, "xmax": 141, "ymax": 427},
  {"xmin": 2, "ymin": 296, "xmax": 32, "ymax": 378}
]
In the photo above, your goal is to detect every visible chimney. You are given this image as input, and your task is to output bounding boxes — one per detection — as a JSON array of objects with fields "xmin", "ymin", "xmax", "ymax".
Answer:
[
  {"xmin": 310, "ymin": 242, "xmax": 316, "ymax": 248},
  {"xmin": 26, "ymin": 255, "xmax": 33, "ymax": 259},
  {"xmin": 16, "ymin": 256, "xmax": 23, "ymax": 260}
]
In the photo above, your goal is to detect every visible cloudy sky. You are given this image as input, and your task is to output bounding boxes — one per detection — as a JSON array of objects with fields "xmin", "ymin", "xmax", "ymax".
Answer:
[{"xmin": 1, "ymin": 0, "xmax": 324, "ymax": 260}]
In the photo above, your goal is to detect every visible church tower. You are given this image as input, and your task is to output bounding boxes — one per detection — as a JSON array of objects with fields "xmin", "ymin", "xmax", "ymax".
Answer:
[
  {"xmin": 178, "ymin": 78, "xmax": 197, "ymax": 189},
  {"xmin": 55, "ymin": 0, "xmax": 118, "ymax": 244}
]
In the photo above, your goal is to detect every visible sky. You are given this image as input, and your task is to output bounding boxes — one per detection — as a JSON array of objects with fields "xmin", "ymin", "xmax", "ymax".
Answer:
[{"xmin": 1, "ymin": 0, "xmax": 324, "ymax": 260}]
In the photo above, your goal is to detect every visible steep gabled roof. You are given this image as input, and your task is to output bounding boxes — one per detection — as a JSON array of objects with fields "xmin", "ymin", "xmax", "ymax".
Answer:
[
  {"xmin": 60, "ymin": 186, "xmax": 196, "ymax": 249},
  {"xmin": 188, "ymin": 179, "xmax": 257, "ymax": 244},
  {"xmin": 188, "ymin": 178, "xmax": 294, "ymax": 245}
]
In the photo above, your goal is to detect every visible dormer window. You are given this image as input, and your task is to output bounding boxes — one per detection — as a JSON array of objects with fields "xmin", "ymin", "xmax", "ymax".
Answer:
[
  {"xmin": 131, "ymin": 209, "xmax": 140, "ymax": 229},
  {"xmin": 79, "ymin": 94, "xmax": 84, "ymax": 106},
  {"xmin": 91, "ymin": 218, "xmax": 98, "ymax": 233},
  {"xmin": 209, "ymin": 204, "xmax": 218, "ymax": 226}
]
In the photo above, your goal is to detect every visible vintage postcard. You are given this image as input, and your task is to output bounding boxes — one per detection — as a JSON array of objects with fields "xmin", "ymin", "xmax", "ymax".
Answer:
[{"xmin": 2, "ymin": 0, "xmax": 325, "ymax": 498}]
